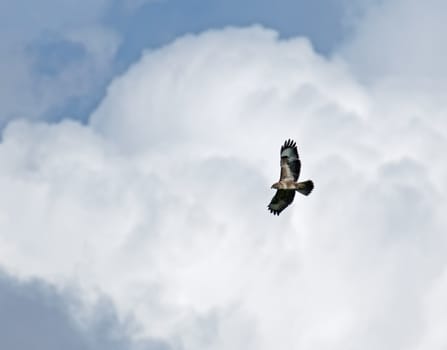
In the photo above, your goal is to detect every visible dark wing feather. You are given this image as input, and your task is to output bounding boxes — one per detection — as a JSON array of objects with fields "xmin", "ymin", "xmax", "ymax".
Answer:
[
  {"xmin": 280, "ymin": 139, "xmax": 300, "ymax": 181},
  {"xmin": 268, "ymin": 190, "xmax": 296, "ymax": 216}
]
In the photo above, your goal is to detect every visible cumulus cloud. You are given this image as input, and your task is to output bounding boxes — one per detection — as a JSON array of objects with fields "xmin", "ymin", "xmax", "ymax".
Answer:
[{"xmin": 0, "ymin": 20, "xmax": 447, "ymax": 350}]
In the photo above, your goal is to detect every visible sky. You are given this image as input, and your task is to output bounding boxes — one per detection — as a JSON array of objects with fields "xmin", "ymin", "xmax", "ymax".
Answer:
[{"xmin": 1, "ymin": 1, "xmax": 447, "ymax": 349}]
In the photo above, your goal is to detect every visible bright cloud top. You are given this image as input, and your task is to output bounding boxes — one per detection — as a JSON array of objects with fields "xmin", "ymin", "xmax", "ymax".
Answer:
[{"xmin": 0, "ymin": 26, "xmax": 446, "ymax": 350}]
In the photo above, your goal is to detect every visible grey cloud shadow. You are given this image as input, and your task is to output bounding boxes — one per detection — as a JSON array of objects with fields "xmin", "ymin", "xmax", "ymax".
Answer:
[{"xmin": 0, "ymin": 271, "xmax": 170, "ymax": 350}]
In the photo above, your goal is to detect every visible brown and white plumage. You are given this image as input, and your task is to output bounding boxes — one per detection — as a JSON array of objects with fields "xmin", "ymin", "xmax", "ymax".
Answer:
[{"xmin": 268, "ymin": 139, "xmax": 314, "ymax": 215}]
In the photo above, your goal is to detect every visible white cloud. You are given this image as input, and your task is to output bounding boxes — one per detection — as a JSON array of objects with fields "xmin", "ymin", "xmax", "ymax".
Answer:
[
  {"xmin": 0, "ymin": 23, "xmax": 447, "ymax": 350},
  {"xmin": 340, "ymin": 0, "xmax": 447, "ymax": 90}
]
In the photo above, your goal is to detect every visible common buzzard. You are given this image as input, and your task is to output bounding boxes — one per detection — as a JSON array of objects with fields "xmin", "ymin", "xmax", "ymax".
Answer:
[{"xmin": 268, "ymin": 139, "xmax": 314, "ymax": 215}]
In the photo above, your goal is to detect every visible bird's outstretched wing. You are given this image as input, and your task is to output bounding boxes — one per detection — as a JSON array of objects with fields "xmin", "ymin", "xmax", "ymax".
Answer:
[
  {"xmin": 268, "ymin": 190, "xmax": 296, "ymax": 216},
  {"xmin": 280, "ymin": 139, "xmax": 300, "ymax": 181}
]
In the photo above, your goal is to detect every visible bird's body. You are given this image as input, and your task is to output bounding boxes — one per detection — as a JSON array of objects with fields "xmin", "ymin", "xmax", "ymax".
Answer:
[
  {"xmin": 268, "ymin": 139, "xmax": 314, "ymax": 215},
  {"xmin": 272, "ymin": 180, "xmax": 311, "ymax": 191},
  {"xmin": 271, "ymin": 180, "xmax": 296, "ymax": 190}
]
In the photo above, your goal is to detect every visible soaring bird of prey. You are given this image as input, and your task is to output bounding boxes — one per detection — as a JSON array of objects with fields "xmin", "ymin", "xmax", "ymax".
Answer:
[{"xmin": 268, "ymin": 139, "xmax": 314, "ymax": 215}]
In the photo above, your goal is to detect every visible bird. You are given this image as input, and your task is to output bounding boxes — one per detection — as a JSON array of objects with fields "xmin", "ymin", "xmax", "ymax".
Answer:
[{"xmin": 268, "ymin": 139, "xmax": 314, "ymax": 215}]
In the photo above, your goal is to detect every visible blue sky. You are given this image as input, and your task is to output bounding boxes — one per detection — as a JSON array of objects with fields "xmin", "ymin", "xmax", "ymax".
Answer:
[
  {"xmin": 2, "ymin": 1, "xmax": 447, "ymax": 349},
  {"xmin": 107, "ymin": 0, "xmax": 347, "ymax": 60},
  {"xmin": 0, "ymin": 0, "xmax": 359, "ymax": 126}
]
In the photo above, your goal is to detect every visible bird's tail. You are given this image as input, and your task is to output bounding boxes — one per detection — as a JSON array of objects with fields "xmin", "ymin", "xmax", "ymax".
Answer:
[{"xmin": 295, "ymin": 180, "xmax": 314, "ymax": 195}]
